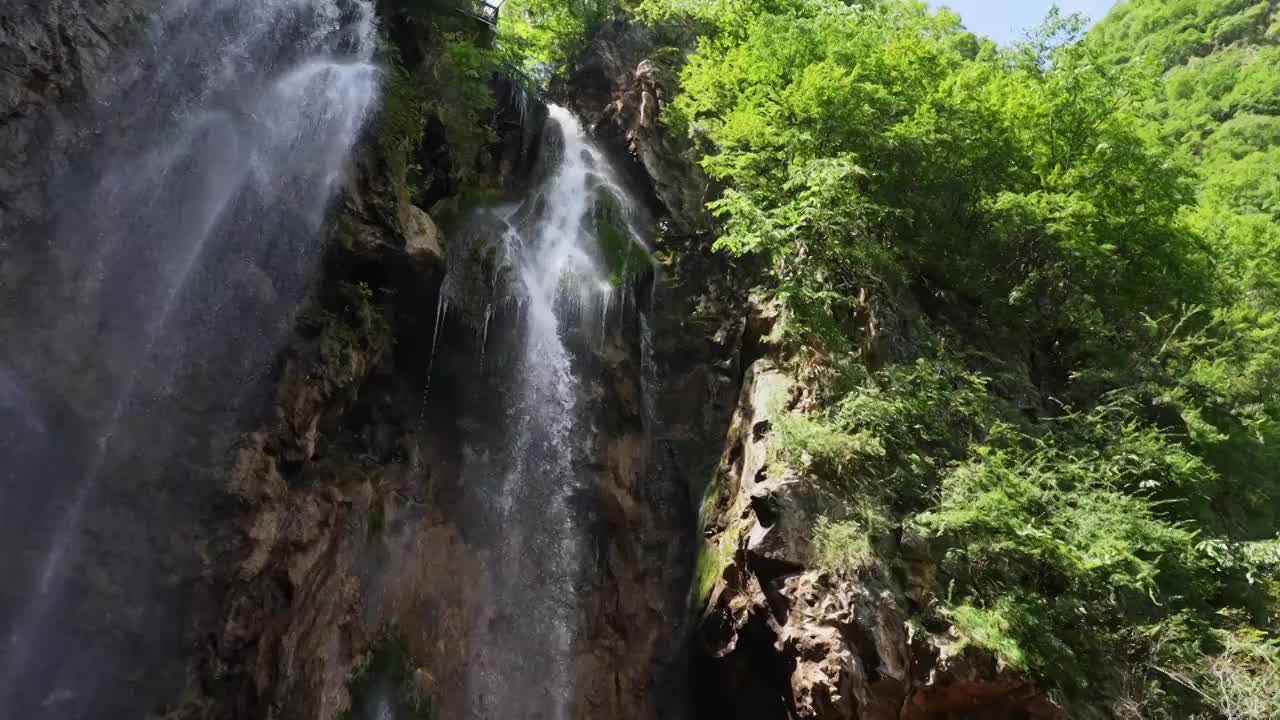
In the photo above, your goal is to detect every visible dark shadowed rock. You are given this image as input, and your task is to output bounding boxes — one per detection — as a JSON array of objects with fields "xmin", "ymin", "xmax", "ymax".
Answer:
[{"xmin": 561, "ymin": 19, "xmax": 714, "ymax": 235}]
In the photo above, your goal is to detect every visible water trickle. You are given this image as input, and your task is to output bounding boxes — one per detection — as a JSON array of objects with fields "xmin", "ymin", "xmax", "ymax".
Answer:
[
  {"xmin": 420, "ymin": 290, "xmax": 451, "ymax": 421},
  {"xmin": 480, "ymin": 304, "xmax": 494, "ymax": 361},
  {"xmin": 600, "ymin": 289, "xmax": 614, "ymax": 345}
]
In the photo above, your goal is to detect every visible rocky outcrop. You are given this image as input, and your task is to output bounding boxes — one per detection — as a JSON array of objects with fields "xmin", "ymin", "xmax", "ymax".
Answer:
[
  {"xmin": 161, "ymin": 130, "xmax": 442, "ymax": 720},
  {"xmin": 693, "ymin": 361, "xmax": 1065, "ymax": 720},
  {"xmin": 166, "ymin": 13, "xmax": 752, "ymax": 720},
  {"xmin": 563, "ymin": 19, "xmax": 714, "ymax": 235},
  {"xmin": 1, "ymin": 4, "xmax": 349, "ymax": 718}
]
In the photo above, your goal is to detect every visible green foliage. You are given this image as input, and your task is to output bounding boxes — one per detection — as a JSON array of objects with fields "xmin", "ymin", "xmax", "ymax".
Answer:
[
  {"xmin": 634, "ymin": 0, "xmax": 813, "ymax": 41},
  {"xmin": 1081, "ymin": 308, "xmax": 1280, "ymax": 535},
  {"xmin": 497, "ymin": 0, "xmax": 621, "ymax": 79},
  {"xmin": 651, "ymin": 0, "xmax": 1280, "ymax": 714},
  {"xmin": 774, "ymin": 356, "xmax": 996, "ymax": 509},
  {"xmin": 812, "ymin": 509, "xmax": 887, "ymax": 577},
  {"xmin": 434, "ymin": 35, "xmax": 502, "ymax": 173},
  {"xmin": 693, "ymin": 534, "xmax": 735, "ymax": 608},
  {"xmin": 299, "ymin": 280, "xmax": 394, "ymax": 393},
  {"xmin": 345, "ymin": 624, "xmax": 435, "ymax": 720},
  {"xmin": 1091, "ymin": 0, "xmax": 1276, "ymax": 70},
  {"xmin": 1197, "ymin": 627, "xmax": 1280, "ymax": 720},
  {"xmin": 946, "ymin": 596, "xmax": 1050, "ymax": 674},
  {"xmin": 378, "ymin": 40, "xmax": 432, "ymax": 163},
  {"xmin": 1092, "ymin": 0, "xmax": 1280, "ymax": 351},
  {"xmin": 376, "ymin": 13, "xmax": 502, "ymax": 197},
  {"xmin": 772, "ymin": 314, "xmax": 1280, "ymax": 709},
  {"xmin": 586, "ymin": 188, "xmax": 651, "ymax": 286},
  {"xmin": 918, "ymin": 412, "xmax": 1214, "ymax": 687},
  {"xmin": 665, "ymin": 2, "xmax": 1209, "ymax": 354}
]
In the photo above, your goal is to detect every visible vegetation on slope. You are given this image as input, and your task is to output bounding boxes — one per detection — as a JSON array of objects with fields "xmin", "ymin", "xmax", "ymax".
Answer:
[
  {"xmin": 497, "ymin": 0, "xmax": 620, "ymax": 75},
  {"xmin": 378, "ymin": 0, "xmax": 526, "ymax": 204},
  {"xmin": 1093, "ymin": 0, "xmax": 1280, "ymax": 310},
  {"xmin": 629, "ymin": 0, "xmax": 1280, "ymax": 716},
  {"xmin": 448, "ymin": 0, "xmax": 1278, "ymax": 713}
]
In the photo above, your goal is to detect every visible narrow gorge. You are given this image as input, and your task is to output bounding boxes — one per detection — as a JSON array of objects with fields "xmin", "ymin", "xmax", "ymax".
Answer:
[{"xmin": 3, "ymin": 1, "xmax": 1278, "ymax": 719}]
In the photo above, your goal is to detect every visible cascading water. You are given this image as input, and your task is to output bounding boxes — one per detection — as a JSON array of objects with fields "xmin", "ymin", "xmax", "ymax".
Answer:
[
  {"xmin": 426, "ymin": 105, "xmax": 653, "ymax": 719},
  {"xmin": 0, "ymin": 1, "xmax": 378, "ymax": 717}
]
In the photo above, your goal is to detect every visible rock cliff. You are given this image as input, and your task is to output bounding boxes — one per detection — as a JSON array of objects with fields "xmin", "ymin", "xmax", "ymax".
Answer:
[
  {"xmin": 557, "ymin": 18, "xmax": 1064, "ymax": 720},
  {"xmin": 562, "ymin": 19, "xmax": 715, "ymax": 236}
]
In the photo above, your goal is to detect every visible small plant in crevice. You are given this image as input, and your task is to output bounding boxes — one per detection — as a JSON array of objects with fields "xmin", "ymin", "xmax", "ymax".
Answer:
[
  {"xmin": 377, "ymin": 35, "xmax": 431, "ymax": 199},
  {"xmin": 308, "ymin": 281, "xmax": 394, "ymax": 388},
  {"xmin": 345, "ymin": 623, "xmax": 437, "ymax": 720},
  {"xmin": 812, "ymin": 508, "xmax": 888, "ymax": 578},
  {"xmin": 587, "ymin": 188, "xmax": 651, "ymax": 286},
  {"xmin": 692, "ymin": 534, "xmax": 735, "ymax": 609},
  {"xmin": 376, "ymin": 10, "xmax": 504, "ymax": 201}
]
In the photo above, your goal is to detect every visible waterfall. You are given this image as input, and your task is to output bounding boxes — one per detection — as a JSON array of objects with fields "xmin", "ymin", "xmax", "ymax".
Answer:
[
  {"xmin": 427, "ymin": 105, "xmax": 653, "ymax": 719},
  {"xmin": 0, "ymin": 2, "xmax": 378, "ymax": 717}
]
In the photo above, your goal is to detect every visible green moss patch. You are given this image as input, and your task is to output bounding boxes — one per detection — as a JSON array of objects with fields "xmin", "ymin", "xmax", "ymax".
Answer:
[
  {"xmin": 345, "ymin": 624, "xmax": 436, "ymax": 720},
  {"xmin": 586, "ymin": 188, "xmax": 650, "ymax": 287},
  {"xmin": 693, "ymin": 534, "xmax": 735, "ymax": 611}
]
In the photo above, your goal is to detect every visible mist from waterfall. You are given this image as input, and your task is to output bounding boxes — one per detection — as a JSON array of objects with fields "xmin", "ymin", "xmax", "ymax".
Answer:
[{"xmin": 0, "ymin": 1, "xmax": 378, "ymax": 717}]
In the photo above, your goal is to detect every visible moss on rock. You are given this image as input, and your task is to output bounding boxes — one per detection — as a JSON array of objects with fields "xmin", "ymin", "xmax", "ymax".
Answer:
[
  {"xmin": 587, "ymin": 187, "xmax": 650, "ymax": 286},
  {"xmin": 693, "ymin": 533, "xmax": 736, "ymax": 611},
  {"xmin": 345, "ymin": 624, "xmax": 436, "ymax": 720}
]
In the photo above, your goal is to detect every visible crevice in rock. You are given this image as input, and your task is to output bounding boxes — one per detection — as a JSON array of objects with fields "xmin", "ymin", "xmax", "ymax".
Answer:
[
  {"xmin": 693, "ymin": 609, "xmax": 796, "ymax": 720},
  {"xmin": 844, "ymin": 622, "xmax": 884, "ymax": 685}
]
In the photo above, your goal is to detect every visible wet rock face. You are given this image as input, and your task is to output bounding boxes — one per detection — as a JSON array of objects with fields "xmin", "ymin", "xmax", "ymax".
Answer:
[
  {"xmin": 0, "ymin": 0, "xmax": 152, "ymax": 239},
  {"xmin": 563, "ymin": 19, "xmax": 714, "ymax": 235},
  {"xmin": 569, "ymin": 239, "xmax": 750, "ymax": 720},
  {"xmin": 695, "ymin": 361, "xmax": 1065, "ymax": 720},
  {"xmin": 3, "ymin": 3, "xmax": 379, "ymax": 718},
  {"xmin": 2, "ymin": 5, "xmax": 754, "ymax": 719}
]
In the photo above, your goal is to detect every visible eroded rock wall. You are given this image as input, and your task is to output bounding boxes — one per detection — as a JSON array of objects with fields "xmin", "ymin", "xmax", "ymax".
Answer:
[{"xmin": 160, "ymin": 19, "xmax": 536, "ymax": 717}]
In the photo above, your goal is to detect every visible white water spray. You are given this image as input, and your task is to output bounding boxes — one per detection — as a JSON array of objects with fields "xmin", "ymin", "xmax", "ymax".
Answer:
[{"xmin": 0, "ymin": 2, "xmax": 379, "ymax": 716}]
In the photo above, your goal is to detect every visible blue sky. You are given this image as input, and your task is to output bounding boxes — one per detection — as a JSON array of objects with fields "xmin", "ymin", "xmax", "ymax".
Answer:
[{"xmin": 929, "ymin": 1, "xmax": 1118, "ymax": 45}]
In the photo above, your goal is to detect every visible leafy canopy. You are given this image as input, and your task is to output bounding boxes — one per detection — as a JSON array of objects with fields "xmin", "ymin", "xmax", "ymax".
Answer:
[{"xmin": 644, "ymin": 0, "xmax": 1280, "ymax": 715}]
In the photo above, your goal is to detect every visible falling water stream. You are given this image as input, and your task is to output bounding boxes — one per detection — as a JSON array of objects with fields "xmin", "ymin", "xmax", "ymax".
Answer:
[
  {"xmin": 429, "ymin": 105, "xmax": 653, "ymax": 719},
  {"xmin": 0, "ymin": 1, "xmax": 378, "ymax": 717}
]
